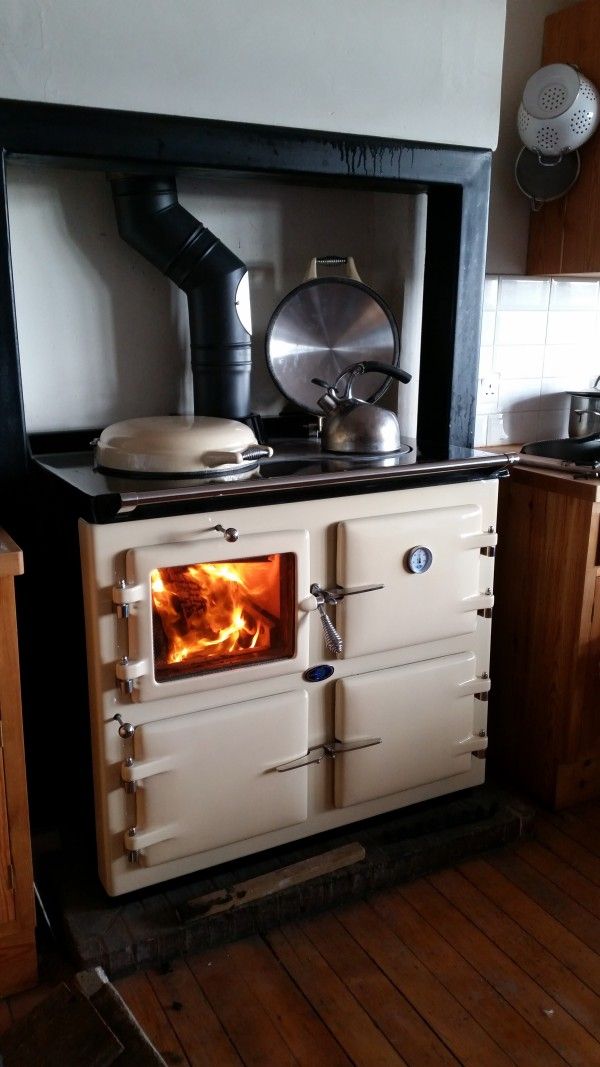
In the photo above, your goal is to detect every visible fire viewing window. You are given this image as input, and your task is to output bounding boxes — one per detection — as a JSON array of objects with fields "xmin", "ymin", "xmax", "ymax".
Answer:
[{"xmin": 151, "ymin": 553, "xmax": 296, "ymax": 680}]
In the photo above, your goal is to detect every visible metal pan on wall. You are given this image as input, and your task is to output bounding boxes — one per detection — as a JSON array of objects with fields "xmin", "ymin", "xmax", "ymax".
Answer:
[
  {"xmin": 515, "ymin": 146, "xmax": 581, "ymax": 211},
  {"xmin": 265, "ymin": 256, "xmax": 400, "ymax": 415}
]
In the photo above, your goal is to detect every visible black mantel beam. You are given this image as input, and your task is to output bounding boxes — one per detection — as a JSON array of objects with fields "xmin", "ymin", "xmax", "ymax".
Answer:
[
  {"xmin": 0, "ymin": 97, "xmax": 491, "ymax": 491},
  {"xmin": 0, "ymin": 97, "xmax": 488, "ymax": 186}
]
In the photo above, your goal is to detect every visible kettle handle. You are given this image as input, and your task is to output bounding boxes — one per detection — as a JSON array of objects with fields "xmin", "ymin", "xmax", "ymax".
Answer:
[{"xmin": 359, "ymin": 360, "xmax": 412, "ymax": 385}]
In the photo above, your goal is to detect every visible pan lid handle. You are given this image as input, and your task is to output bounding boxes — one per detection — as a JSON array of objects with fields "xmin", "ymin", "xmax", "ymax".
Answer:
[{"xmin": 302, "ymin": 255, "xmax": 362, "ymax": 283}]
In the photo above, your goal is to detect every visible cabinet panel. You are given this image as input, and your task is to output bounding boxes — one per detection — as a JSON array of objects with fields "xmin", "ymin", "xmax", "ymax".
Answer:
[
  {"xmin": 334, "ymin": 652, "xmax": 485, "ymax": 807},
  {"xmin": 490, "ymin": 469, "xmax": 600, "ymax": 808},
  {"xmin": 337, "ymin": 505, "xmax": 488, "ymax": 658},
  {"xmin": 131, "ymin": 690, "xmax": 309, "ymax": 867}
]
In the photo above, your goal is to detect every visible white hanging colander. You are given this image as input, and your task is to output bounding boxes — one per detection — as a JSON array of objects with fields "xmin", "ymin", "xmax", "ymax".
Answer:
[{"xmin": 517, "ymin": 63, "xmax": 600, "ymax": 162}]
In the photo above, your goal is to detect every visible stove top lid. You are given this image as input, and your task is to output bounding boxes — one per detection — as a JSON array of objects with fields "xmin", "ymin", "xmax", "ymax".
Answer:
[{"xmin": 94, "ymin": 415, "xmax": 267, "ymax": 476}]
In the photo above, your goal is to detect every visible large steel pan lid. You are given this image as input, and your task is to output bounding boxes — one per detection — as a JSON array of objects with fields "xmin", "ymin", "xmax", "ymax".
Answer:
[
  {"xmin": 94, "ymin": 415, "xmax": 271, "ymax": 478},
  {"xmin": 265, "ymin": 256, "xmax": 400, "ymax": 416}
]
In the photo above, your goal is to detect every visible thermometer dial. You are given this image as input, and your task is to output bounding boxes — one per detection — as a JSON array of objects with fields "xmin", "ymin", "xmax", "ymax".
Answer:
[{"xmin": 406, "ymin": 545, "xmax": 433, "ymax": 574}]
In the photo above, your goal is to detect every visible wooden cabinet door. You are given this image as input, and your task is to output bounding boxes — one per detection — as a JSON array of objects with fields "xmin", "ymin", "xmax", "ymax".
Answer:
[
  {"xmin": 0, "ymin": 531, "xmax": 36, "ymax": 995},
  {"xmin": 0, "ymin": 747, "xmax": 16, "ymax": 925},
  {"xmin": 528, "ymin": 0, "xmax": 600, "ymax": 274}
]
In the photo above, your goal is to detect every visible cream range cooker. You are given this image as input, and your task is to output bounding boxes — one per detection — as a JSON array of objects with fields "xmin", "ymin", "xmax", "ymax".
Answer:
[{"xmin": 36, "ymin": 440, "xmax": 506, "ymax": 896}]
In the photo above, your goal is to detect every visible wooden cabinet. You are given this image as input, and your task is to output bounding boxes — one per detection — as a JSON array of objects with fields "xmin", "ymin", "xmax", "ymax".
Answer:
[
  {"xmin": 0, "ymin": 529, "xmax": 36, "ymax": 995},
  {"xmin": 490, "ymin": 464, "xmax": 600, "ymax": 808},
  {"xmin": 527, "ymin": 0, "xmax": 600, "ymax": 275}
]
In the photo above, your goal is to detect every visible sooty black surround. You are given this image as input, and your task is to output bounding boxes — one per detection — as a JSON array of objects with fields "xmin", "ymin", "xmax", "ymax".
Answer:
[
  {"xmin": 0, "ymin": 97, "xmax": 491, "ymax": 493},
  {"xmin": 0, "ymin": 99, "xmax": 494, "ymax": 850}
]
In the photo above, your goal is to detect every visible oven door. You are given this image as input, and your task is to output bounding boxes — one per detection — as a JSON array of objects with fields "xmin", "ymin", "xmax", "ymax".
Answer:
[
  {"xmin": 117, "ymin": 529, "xmax": 310, "ymax": 701},
  {"xmin": 333, "ymin": 652, "xmax": 488, "ymax": 807},
  {"xmin": 336, "ymin": 504, "xmax": 495, "ymax": 658},
  {"xmin": 122, "ymin": 689, "xmax": 309, "ymax": 866}
]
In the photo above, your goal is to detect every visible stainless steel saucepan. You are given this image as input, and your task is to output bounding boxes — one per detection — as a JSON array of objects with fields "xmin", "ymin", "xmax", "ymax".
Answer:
[{"xmin": 265, "ymin": 256, "xmax": 401, "ymax": 414}]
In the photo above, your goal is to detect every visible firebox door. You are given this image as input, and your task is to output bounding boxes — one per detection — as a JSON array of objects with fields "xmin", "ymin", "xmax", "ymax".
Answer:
[{"xmin": 116, "ymin": 529, "xmax": 310, "ymax": 701}]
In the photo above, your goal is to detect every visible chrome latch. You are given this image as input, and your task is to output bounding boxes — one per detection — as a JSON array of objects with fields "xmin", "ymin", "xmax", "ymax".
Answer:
[
  {"xmin": 300, "ymin": 582, "xmax": 384, "ymax": 657},
  {"xmin": 276, "ymin": 736, "xmax": 382, "ymax": 772},
  {"xmin": 114, "ymin": 715, "xmax": 138, "ymax": 793}
]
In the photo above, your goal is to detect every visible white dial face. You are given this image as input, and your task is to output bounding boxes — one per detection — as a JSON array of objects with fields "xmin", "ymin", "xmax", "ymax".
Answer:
[{"xmin": 406, "ymin": 545, "xmax": 432, "ymax": 574}]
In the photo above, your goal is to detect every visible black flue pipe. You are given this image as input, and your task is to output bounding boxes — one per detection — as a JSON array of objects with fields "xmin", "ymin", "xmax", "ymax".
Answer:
[{"xmin": 110, "ymin": 175, "xmax": 252, "ymax": 419}]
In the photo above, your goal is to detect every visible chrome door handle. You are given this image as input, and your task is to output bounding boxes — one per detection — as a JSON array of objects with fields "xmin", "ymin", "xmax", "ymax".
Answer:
[
  {"xmin": 276, "ymin": 736, "xmax": 382, "ymax": 772},
  {"xmin": 316, "ymin": 582, "xmax": 384, "ymax": 604},
  {"xmin": 304, "ymin": 581, "xmax": 384, "ymax": 657}
]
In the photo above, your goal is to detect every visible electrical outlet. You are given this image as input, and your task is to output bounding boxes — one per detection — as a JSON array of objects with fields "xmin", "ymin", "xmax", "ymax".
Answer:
[{"xmin": 477, "ymin": 373, "xmax": 500, "ymax": 413}]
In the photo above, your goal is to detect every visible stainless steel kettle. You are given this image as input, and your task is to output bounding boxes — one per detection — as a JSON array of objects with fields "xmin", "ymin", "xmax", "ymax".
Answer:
[{"xmin": 312, "ymin": 360, "xmax": 412, "ymax": 454}]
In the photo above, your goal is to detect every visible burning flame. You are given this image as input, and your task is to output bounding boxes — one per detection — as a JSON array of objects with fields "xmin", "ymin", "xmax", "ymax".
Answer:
[{"xmin": 151, "ymin": 557, "xmax": 281, "ymax": 668}]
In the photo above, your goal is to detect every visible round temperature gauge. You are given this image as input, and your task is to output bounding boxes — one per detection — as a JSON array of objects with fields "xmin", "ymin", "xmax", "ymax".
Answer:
[{"xmin": 406, "ymin": 545, "xmax": 433, "ymax": 574}]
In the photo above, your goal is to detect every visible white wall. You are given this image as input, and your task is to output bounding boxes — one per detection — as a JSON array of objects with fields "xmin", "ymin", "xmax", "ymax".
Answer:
[
  {"xmin": 3, "ymin": 0, "xmax": 506, "ymax": 435},
  {"xmin": 8, "ymin": 166, "xmax": 423, "ymax": 431},
  {"xmin": 0, "ymin": 0, "xmax": 506, "ymax": 149}
]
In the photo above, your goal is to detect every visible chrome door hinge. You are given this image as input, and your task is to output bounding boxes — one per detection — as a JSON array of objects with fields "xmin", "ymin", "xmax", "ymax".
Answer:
[
  {"xmin": 477, "ymin": 587, "xmax": 494, "ymax": 619},
  {"xmin": 473, "ymin": 731, "xmax": 488, "ymax": 759},
  {"xmin": 112, "ymin": 579, "xmax": 145, "ymax": 619},
  {"xmin": 479, "ymin": 526, "xmax": 497, "ymax": 556},
  {"xmin": 125, "ymin": 827, "xmax": 140, "ymax": 864},
  {"xmin": 474, "ymin": 672, "xmax": 491, "ymax": 701}
]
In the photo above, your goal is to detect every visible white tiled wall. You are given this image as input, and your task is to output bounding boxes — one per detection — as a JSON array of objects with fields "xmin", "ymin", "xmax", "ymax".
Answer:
[{"xmin": 475, "ymin": 277, "xmax": 600, "ymax": 446}]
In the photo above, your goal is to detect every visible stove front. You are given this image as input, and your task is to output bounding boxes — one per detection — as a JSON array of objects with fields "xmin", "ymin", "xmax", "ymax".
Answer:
[{"xmin": 79, "ymin": 472, "xmax": 498, "ymax": 896}]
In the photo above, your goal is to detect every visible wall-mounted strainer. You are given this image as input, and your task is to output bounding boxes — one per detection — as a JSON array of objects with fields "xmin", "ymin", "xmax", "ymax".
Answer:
[{"xmin": 517, "ymin": 63, "xmax": 600, "ymax": 162}]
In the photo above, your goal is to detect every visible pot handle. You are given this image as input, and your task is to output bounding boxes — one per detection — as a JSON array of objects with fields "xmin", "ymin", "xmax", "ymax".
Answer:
[
  {"xmin": 303, "ymin": 256, "xmax": 362, "ymax": 283},
  {"xmin": 358, "ymin": 359, "xmax": 412, "ymax": 385},
  {"xmin": 202, "ymin": 445, "xmax": 273, "ymax": 468}
]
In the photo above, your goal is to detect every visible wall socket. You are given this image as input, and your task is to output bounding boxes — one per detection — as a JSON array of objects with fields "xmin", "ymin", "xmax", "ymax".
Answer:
[{"xmin": 477, "ymin": 372, "xmax": 499, "ymax": 413}]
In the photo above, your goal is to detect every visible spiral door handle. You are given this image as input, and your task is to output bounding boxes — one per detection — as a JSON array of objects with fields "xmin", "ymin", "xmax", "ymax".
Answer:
[{"xmin": 316, "ymin": 601, "xmax": 343, "ymax": 655}]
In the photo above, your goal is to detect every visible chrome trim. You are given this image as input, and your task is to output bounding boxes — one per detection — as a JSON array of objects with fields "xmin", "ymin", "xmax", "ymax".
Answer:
[
  {"xmin": 517, "ymin": 453, "xmax": 600, "ymax": 478},
  {"xmin": 117, "ymin": 453, "xmax": 514, "ymax": 515}
]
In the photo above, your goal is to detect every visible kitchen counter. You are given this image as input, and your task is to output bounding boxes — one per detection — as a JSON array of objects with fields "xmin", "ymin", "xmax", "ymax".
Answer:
[{"xmin": 482, "ymin": 443, "xmax": 600, "ymax": 501}]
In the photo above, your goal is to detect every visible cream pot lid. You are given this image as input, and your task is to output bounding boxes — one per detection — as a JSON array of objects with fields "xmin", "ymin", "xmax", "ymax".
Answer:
[{"xmin": 94, "ymin": 415, "xmax": 270, "ymax": 475}]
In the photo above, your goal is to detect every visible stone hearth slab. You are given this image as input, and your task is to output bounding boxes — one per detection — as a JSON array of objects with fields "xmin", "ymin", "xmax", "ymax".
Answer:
[{"xmin": 44, "ymin": 783, "xmax": 534, "ymax": 979}]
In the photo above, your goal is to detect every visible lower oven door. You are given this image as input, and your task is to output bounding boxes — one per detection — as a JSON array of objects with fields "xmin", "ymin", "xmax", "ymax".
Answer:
[
  {"xmin": 336, "ymin": 504, "xmax": 495, "ymax": 658},
  {"xmin": 123, "ymin": 689, "xmax": 309, "ymax": 866},
  {"xmin": 333, "ymin": 652, "xmax": 488, "ymax": 807}
]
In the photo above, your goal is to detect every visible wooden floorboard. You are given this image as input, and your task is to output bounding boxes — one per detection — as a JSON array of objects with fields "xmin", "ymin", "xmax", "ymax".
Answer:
[{"xmin": 4, "ymin": 799, "xmax": 600, "ymax": 1066}]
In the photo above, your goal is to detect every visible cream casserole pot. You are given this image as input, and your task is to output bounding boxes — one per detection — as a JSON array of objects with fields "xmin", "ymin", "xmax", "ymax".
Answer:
[{"xmin": 94, "ymin": 415, "xmax": 272, "ymax": 478}]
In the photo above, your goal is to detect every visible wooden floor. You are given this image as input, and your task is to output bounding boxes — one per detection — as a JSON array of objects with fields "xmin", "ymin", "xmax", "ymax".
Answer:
[{"xmin": 3, "ymin": 799, "xmax": 600, "ymax": 1066}]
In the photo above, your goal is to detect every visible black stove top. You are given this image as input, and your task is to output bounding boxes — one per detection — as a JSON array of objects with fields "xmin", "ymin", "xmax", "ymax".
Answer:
[{"xmin": 30, "ymin": 430, "xmax": 514, "ymax": 523}]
